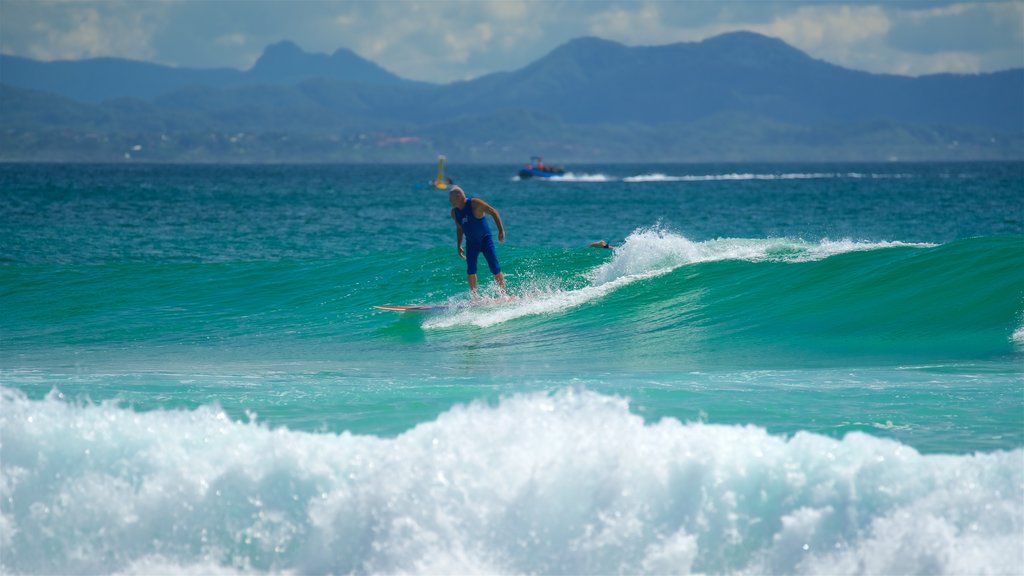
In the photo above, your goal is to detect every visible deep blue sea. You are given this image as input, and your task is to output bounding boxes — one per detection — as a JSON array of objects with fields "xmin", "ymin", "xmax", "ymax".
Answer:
[{"xmin": 2, "ymin": 162, "xmax": 1022, "ymax": 574}]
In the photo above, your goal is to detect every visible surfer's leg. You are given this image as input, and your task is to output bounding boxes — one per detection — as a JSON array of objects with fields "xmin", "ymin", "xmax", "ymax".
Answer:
[
  {"xmin": 481, "ymin": 236, "xmax": 501, "ymax": 275},
  {"xmin": 466, "ymin": 239, "xmax": 482, "ymax": 298},
  {"xmin": 480, "ymin": 236, "xmax": 505, "ymax": 296}
]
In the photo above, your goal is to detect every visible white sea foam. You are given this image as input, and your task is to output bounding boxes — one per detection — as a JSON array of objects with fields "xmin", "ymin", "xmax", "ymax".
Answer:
[
  {"xmin": 623, "ymin": 173, "xmax": 685, "ymax": 182},
  {"xmin": 622, "ymin": 173, "xmax": 914, "ymax": 182},
  {"xmin": 513, "ymin": 172, "xmax": 612, "ymax": 182},
  {"xmin": 520, "ymin": 172, "xmax": 912, "ymax": 184},
  {"xmin": 2, "ymin": 386, "xmax": 1019, "ymax": 575},
  {"xmin": 426, "ymin": 228, "xmax": 934, "ymax": 329},
  {"xmin": 544, "ymin": 172, "xmax": 613, "ymax": 182}
]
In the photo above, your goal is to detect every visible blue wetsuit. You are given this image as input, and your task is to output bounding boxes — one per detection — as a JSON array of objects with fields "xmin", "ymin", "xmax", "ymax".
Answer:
[{"xmin": 454, "ymin": 197, "xmax": 501, "ymax": 275}]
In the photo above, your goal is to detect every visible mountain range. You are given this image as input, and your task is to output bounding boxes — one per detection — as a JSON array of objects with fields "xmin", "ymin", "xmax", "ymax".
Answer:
[{"xmin": 1, "ymin": 32, "xmax": 1021, "ymax": 163}]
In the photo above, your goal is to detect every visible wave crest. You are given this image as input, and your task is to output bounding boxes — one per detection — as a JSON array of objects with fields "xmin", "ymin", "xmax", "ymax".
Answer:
[{"xmin": 426, "ymin": 227, "xmax": 933, "ymax": 329}]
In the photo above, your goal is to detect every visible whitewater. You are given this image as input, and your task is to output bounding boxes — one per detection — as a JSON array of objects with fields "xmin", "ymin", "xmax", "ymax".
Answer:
[
  {"xmin": 424, "ymin": 228, "xmax": 937, "ymax": 329},
  {"xmin": 4, "ymin": 387, "xmax": 1020, "ymax": 575}
]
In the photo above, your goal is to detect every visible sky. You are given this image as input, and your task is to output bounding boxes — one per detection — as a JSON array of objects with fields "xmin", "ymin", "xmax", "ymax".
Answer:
[{"xmin": 1, "ymin": 1, "xmax": 1022, "ymax": 82}]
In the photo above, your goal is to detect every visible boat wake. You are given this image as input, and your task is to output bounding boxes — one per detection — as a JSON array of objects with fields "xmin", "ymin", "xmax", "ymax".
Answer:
[{"xmin": 517, "ymin": 172, "xmax": 914, "ymax": 183}]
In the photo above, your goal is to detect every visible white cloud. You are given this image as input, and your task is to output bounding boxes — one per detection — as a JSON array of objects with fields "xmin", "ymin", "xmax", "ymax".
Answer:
[
  {"xmin": 588, "ymin": 3, "xmax": 673, "ymax": 43},
  {"xmin": 485, "ymin": 0, "xmax": 530, "ymax": 21},
  {"xmin": 587, "ymin": 1, "xmax": 735, "ymax": 45},
  {"xmin": 581, "ymin": 2, "xmax": 1020, "ymax": 76},
  {"xmin": 736, "ymin": 5, "xmax": 895, "ymax": 74},
  {"xmin": 326, "ymin": 1, "xmax": 556, "ymax": 81},
  {"xmin": 2, "ymin": 1, "xmax": 1020, "ymax": 80},
  {"xmin": 887, "ymin": 52, "xmax": 983, "ymax": 76},
  {"xmin": 758, "ymin": 5, "xmax": 892, "ymax": 51},
  {"xmin": 334, "ymin": 13, "xmax": 358, "ymax": 29},
  {"xmin": 882, "ymin": 2, "xmax": 1024, "ymax": 73},
  {"xmin": 333, "ymin": 3, "xmax": 445, "ymax": 78},
  {"xmin": 215, "ymin": 33, "xmax": 247, "ymax": 48},
  {"xmin": 781, "ymin": 1, "xmax": 1024, "ymax": 75},
  {"xmin": 443, "ymin": 23, "xmax": 494, "ymax": 65},
  {"xmin": 21, "ymin": 1, "xmax": 163, "ymax": 62},
  {"xmin": 482, "ymin": 1, "xmax": 543, "ymax": 51},
  {"xmin": 904, "ymin": 2, "xmax": 981, "ymax": 25}
]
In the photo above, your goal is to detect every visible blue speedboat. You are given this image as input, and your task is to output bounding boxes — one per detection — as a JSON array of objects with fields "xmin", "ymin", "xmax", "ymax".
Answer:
[{"xmin": 518, "ymin": 156, "xmax": 565, "ymax": 179}]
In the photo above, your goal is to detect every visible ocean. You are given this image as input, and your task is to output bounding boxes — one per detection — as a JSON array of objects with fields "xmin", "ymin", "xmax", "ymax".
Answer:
[{"xmin": 1, "ymin": 161, "xmax": 1022, "ymax": 574}]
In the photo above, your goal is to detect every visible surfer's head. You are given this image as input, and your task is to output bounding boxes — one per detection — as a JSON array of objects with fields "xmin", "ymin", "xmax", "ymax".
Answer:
[{"xmin": 448, "ymin": 185, "xmax": 466, "ymax": 208}]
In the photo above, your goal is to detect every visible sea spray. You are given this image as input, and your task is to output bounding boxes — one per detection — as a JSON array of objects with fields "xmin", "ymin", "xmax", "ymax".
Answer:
[{"xmin": 3, "ymin": 387, "xmax": 1020, "ymax": 575}]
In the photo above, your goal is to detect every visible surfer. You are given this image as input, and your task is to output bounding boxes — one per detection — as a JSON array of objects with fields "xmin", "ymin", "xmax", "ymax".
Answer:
[
  {"xmin": 449, "ymin": 185, "xmax": 507, "ymax": 298},
  {"xmin": 589, "ymin": 240, "xmax": 616, "ymax": 249}
]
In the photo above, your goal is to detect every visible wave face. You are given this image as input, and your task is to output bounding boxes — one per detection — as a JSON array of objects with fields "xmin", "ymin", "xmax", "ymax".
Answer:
[
  {"xmin": 4, "ymin": 230, "xmax": 1020, "ymax": 391},
  {"xmin": 420, "ymin": 230, "xmax": 1022, "ymax": 365},
  {"xmin": 3, "ymin": 387, "xmax": 1021, "ymax": 575}
]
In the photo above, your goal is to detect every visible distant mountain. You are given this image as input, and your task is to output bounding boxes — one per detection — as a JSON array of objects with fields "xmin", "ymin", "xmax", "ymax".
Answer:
[
  {"xmin": 246, "ymin": 41, "xmax": 408, "ymax": 87},
  {"xmin": 0, "ymin": 41, "xmax": 416, "ymax": 103},
  {"xmin": 0, "ymin": 55, "xmax": 241, "ymax": 103},
  {"xmin": 1, "ymin": 32, "xmax": 1021, "ymax": 162},
  {"xmin": 430, "ymin": 32, "xmax": 1022, "ymax": 132}
]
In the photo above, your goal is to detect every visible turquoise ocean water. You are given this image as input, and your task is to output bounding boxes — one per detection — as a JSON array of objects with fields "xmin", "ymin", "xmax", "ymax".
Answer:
[{"xmin": 2, "ymin": 162, "xmax": 1022, "ymax": 574}]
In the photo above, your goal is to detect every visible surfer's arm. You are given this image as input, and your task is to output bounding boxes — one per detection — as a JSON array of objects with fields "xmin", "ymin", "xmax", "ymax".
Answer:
[
  {"xmin": 477, "ymin": 200, "xmax": 505, "ymax": 242},
  {"xmin": 451, "ymin": 209, "xmax": 466, "ymax": 259}
]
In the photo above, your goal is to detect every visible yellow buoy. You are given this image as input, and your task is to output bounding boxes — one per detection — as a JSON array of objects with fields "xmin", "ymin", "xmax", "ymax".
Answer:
[{"xmin": 434, "ymin": 155, "xmax": 448, "ymax": 189}]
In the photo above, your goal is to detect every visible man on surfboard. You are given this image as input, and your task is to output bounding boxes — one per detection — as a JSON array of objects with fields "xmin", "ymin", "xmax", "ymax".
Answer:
[{"xmin": 449, "ymin": 185, "xmax": 507, "ymax": 299}]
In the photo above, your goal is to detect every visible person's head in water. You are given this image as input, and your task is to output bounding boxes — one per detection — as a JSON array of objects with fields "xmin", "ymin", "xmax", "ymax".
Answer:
[{"xmin": 448, "ymin": 185, "xmax": 467, "ymax": 209}]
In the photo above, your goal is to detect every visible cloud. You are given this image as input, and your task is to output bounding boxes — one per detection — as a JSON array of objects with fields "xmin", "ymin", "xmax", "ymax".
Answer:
[
  {"xmin": 588, "ymin": 3, "xmax": 671, "ymax": 43},
  {"xmin": 330, "ymin": 2, "xmax": 460, "ymax": 79},
  {"xmin": 581, "ymin": 1, "xmax": 1022, "ymax": 77},
  {"xmin": 215, "ymin": 34, "xmax": 247, "ymax": 48},
  {"xmin": 587, "ymin": 1, "xmax": 746, "ymax": 43},
  {"xmin": 584, "ymin": 3, "xmax": 896, "ymax": 70},
  {"xmin": 760, "ymin": 5, "xmax": 892, "ymax": 51},
  {"xmin": 443, "ymin": 23, "xmax": 494, "ymax": 65},
  {"xmin": 1, "ymin": 1, "xmax": 1020, "ymax": 80},
  {"xmin": 889, "ymin": 3, "xmax": 1024, "ymax": 54},
  {"xmin": 6, "ymin": 0, "xmax": 163, "ymax": 62},
  {"xmin": 877, "ymin": 2, "xmax": 1024, "ymax": 74},
  {"xmin": 329, "ymin": 1, "xmax": 564, "ymax": 81},
  {"xmin": 744, "ymin": 5, "xmax": 894, "ymax": 73},
  {"xmin": 746, "ymin": 2, "xmax": 1023, "ymax": 75}
]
